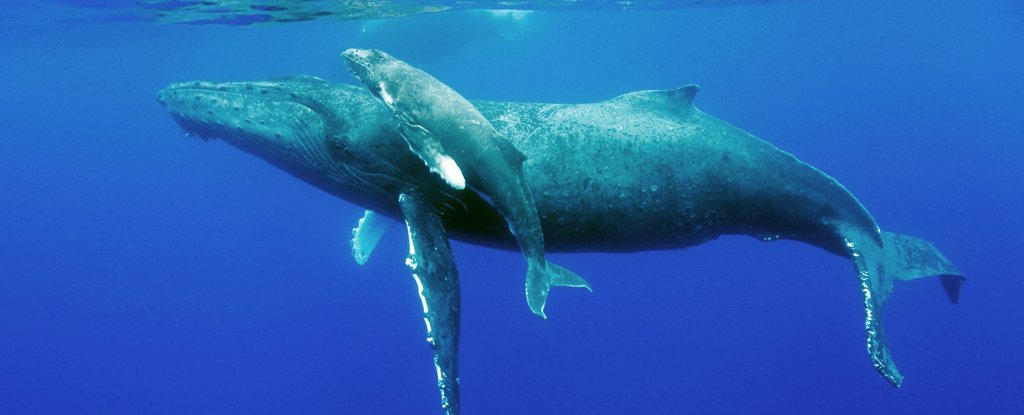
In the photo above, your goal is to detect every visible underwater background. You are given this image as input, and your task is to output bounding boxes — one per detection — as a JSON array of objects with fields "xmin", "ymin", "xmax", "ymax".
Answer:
[{"xmin": 1, "ymin": 1, "xmax": 1022, "ymax": 413}]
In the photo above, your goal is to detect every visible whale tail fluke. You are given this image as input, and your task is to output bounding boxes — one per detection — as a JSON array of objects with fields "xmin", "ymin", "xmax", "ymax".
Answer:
[
  {"xmin": 881, "ymin": 231, "xmax": 965, "ymax": 303},
  {"xmin": 840, "ymin": 225, "xmax": 965, "ymax": 388},
  {"xmin": 525, "ymin": 260, "xmax": 592, "ymax": 319}
]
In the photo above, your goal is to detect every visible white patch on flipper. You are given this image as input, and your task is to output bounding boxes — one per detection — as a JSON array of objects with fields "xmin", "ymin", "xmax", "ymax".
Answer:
[
  {"xmin": 392, "ymin": 113, "xmax": 466, "ymax": 191},
  {"xmin": 435, "ymin": 155, "xmax": 466, "ymax": 190},
  {"xmin": 402, "ymin": 216, "xmax": 430, "ymax": 317}
]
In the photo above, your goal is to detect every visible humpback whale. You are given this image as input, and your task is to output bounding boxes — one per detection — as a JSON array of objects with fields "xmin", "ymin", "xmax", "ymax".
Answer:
[
  {"xmin": 341, "ymin": 48, "xmax": 590, "ymax": 318},
  {"xmin": 156, "ymin": 58, "xmax": 964, "ymax": 414}
]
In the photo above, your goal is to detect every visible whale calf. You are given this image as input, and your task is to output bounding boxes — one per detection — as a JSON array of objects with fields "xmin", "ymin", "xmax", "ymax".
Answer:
[
  {"xmin": 156, "ymin": 66, "xmax": 964, "ymax": 414},
  {"xmin": 341, "ymin": 48, "xmax": 590, "ymax": 318}
]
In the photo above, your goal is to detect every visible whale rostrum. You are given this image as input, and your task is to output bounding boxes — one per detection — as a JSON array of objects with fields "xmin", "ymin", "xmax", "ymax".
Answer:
[{"xmin": 156, "ymin": 53, "xmax": 964, "ymax": 414}]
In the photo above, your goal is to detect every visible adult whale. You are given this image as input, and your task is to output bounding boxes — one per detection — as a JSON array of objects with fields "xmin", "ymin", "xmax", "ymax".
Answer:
[{"xmin": 156, "ymin": 70, "xmax": 964, "ymax": 415}]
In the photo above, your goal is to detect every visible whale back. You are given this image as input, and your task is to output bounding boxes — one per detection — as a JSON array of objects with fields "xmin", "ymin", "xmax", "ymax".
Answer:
[{"xmin": 463, "ymin": 87, "xmax": 877, "ymax": 254}]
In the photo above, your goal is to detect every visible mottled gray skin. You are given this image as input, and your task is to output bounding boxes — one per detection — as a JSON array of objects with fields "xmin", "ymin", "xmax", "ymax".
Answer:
[
  {"xmin": 341, "ymin": 48, "xmax": 589, "ymax": 318},
  {"xmin": 157, "ymin": 75, "xmax": 963, "ymax": 413}
]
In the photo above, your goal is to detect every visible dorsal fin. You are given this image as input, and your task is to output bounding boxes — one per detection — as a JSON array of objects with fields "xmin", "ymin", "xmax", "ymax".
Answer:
[
  {"xmin": 607, "ymin": 84, "xmax": 701, "ymax": 110},
  {"xmin": 496, "ymin": 137, "xmax": 527, "ymax": 166}
]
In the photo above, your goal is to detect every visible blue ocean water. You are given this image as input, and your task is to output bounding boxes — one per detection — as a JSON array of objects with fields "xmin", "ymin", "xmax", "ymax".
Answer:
[{"xmin": 1, "ymin": 1, "xmax": 1022, "ymax": 414}]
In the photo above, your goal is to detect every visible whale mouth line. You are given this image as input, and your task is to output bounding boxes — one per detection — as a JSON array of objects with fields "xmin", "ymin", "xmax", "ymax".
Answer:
[{"xmin": 166, "ymin": 113, "xmax": 219, "ymax": 141}]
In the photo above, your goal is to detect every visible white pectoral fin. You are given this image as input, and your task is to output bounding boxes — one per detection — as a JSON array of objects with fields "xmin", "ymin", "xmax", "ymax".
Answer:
[
  {"xmin": 351, "ymin": 210, "xmax": 398, "ymax": 265},
  {"xmin": 396, "ymin": 115, "xmax": 466, "ymax": 190}
]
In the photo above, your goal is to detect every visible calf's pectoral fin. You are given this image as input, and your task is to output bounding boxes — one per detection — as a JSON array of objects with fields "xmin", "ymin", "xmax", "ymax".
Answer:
[
  {"xmin": 351, "ymin": 210, "xmax": 397, "ymax": 265},
  {"xmin": 391, "ymin": 105, "xmax": 466, "ymax": 190},
  {"xmin": 399, "ymin": 191, "xmax": 462, "ymax": 415},
  {"xmin": 525, "ymin": 259, "xmax": 592, "ymax": 319}
]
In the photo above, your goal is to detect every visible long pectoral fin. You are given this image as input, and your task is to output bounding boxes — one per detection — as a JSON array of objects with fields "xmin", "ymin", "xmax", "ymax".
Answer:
[
  {"xmin": 350, "ymin": 210, "xmax": 398, "ymax": 265},
  {"xmin": 399, "ymin": 191, "xmax": 461, "ymax": 415},
  {"xmin": 392, "ymin": 111, "xmax": 466, "ymax": 190}
]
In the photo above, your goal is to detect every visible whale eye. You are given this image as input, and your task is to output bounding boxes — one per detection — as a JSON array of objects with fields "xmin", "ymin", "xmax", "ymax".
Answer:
[
  {"xmin": 328, "ymin": 133, "xmax": 354, "ymax": 157},
  {"xmin": 364, "ymin": 82, "xmax": 384, "ymax": 100}
]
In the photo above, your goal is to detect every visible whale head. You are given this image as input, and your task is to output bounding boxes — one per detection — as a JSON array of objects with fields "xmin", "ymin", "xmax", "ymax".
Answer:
[
  {"xmin": 156, "ymin": 75, "xmax": 343, "ymax": 148},
  {"xmin": 341, "ymin": 48, "xmax": 431, "ymax": 108},
  {"xmin": 340, "ymin": 48, "xmax": 395, "ymax": 99},
  {"xmin": 155, "ymin": 75, "xmax": 427, "ymax": 211}
]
